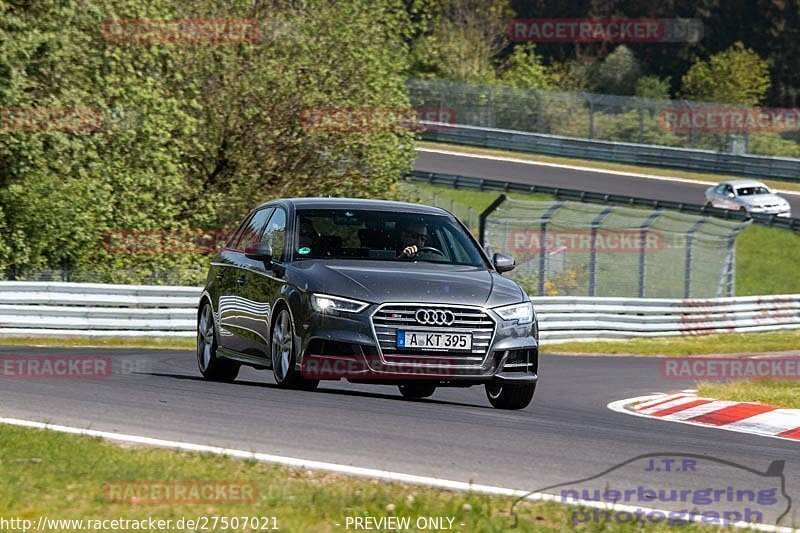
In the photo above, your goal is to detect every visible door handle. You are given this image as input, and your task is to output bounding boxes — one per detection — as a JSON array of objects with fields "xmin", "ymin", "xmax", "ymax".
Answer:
[
  {"xmin": 215, "ymin": 272, "xmax": 225, "ymax": 281},
  {"xmin": 236, "ymin": 275, "xmax": 247, "ymax": 286}
]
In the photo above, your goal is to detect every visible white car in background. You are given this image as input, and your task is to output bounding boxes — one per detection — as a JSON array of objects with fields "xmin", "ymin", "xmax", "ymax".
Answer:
[{"xmin": 704, "ymin": 180, "xmax": 792, "ymax": 217}]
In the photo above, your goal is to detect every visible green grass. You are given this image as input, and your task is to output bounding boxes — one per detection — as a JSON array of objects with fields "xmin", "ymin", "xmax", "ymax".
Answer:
[
  {"xmin": 417, "ymin": 141, "xmax": 800, "ymax": 193},
  {"xmin": 698, "ymin": 379, "xmax": 800, "ymax": 409},
  {"xmin": 0, "ymin": 336, "xmax": 195, "ymax": 350},
  {"xmin": 735, "ymin": 224, "xmax": 800, "ymax": 295},
  {"xmin": 543, "ymin": 330, "xmax": 800, "ymax": 356},
  {"xmin": 0, "ymin": 424, "xmax": 730, "ymax": 532}
]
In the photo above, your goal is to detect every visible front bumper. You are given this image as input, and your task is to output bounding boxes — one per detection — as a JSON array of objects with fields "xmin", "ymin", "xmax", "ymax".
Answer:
[{"xmin": 298, "ymin": 305, "xmax": 538, "ymax": 384}]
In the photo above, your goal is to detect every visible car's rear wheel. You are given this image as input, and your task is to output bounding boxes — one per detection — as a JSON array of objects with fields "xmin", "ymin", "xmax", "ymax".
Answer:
[
  {"xmin": 705, "ymin": 201, "xmax": 713, "ymax": 207},
  {"xmin": 197, "ymin": 302, "xmax": 240, "ymax": 382},
  {"xmin": 398, "ymin": 382, "xmax": 436, "ymax": 399},
  {"xmin": 271, "ymin": 308, "xmax": 319, "ymax": 390},
  {"xmin": 485, "ymin": 382, "xmax": 535, "ymax": 410}
]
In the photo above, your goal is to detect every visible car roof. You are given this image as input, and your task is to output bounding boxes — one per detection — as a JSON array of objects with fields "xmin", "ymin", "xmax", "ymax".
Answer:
[
  {"xmin": 720, "ymin": 180, "xmax": 768, "ymax": 188},
  {"xmin": 259, "ymin": 197, "xmax": 449, "ymax": 215}
]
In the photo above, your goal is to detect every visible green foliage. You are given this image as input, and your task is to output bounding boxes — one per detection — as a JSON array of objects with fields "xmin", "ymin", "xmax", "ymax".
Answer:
[
  {"xmin": 680, "ymin": 42, "xmax": 771, "ymax": 106},
  {"xmin": 0, "ymin": 0, "xmax": 415, "ymax": 282},
  {"xmin": 408, "ymin": 0, "xmax": 512, "ymax": 83},
  {"xmin": 497, "ymin": 43, "xmax": 556, "ymax": 90},
  {"xmin": 635, "ymin": 76, "xmax": 671, "ymax": 100},
  {"xmin": 586, "ymin": 45, "xmax": 640, "ymax": 96}
]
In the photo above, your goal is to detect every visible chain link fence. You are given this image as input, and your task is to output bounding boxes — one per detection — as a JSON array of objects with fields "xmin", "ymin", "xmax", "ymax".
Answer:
[
  {"xmin": 484, "ymin": 198, "xmax": 749, "ymax": 298},
  {"xmin": 408, "ymin": 78, "xmax": 800, "ymax": 158}
]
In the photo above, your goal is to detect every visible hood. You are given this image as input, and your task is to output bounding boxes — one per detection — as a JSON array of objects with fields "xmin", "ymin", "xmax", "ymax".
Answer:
[
  {"xmin": 739, "ymin": 193, "xmax": 787, "ymax": 207},
  {"xmin": 289, "ymin": 260, "xmax": 524, "ymax": 306}
]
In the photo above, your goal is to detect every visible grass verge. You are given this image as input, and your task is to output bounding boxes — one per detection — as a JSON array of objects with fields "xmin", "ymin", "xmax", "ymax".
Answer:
[
  {"xmin": 416, "ymin": 141, "xmax": 800, "ymax": 193},
  {"xmin": 0, "ymin": 424, "xmax": 739, "ymax": 532},
  {"xmin": 735, "ymin": 224, "xmax": 800, "ymax": 295},
  {"xmin": 542, "ymin": 330, "xmax": 800, "ymax": 356},
  {"xmin": 2, "ymin": 331, "xmax": 799, "ymax": 358},
  {"xmin": 697, "ymin": 379, "xmax": 800, "ymax": 409},
  {"xmin": 0, "ymin": 336, "xmax": 195, "ymax": 350}
]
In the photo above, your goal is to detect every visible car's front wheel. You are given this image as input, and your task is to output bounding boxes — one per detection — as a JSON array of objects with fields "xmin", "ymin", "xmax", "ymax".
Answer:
[
  {"xmin": 485, "ymin": 382, "xmax": 535, "ymax": 410},
  {"xmin": 271, "ymin": 308, "xmax": 319, "ymax": 390},
  {"xmin": 197, "ymin": 302, "xmax": 240, "ymax": 382},
  {"xmin": 398, "ymin": 382, "xmax": 436, "ymax": 399}
]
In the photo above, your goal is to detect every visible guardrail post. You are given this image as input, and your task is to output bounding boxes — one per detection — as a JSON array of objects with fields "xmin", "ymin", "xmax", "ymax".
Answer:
[
  {"xmin": 588, "ymin": 207, "xmax": 615, "ymax": 297},
  {"xmin": 537, "ymin": 202, "xmax": 565, "ymax": 296},
  {"xmin": 638, "ymin": 211, "xmax": 663, "ymax": 298},
  {"xmin": 532, "ymin": 89, "xmax": 541, "ymax": 133},
  {"xmin": 719, "ymin": 221, "xmax": 750, "ymax": 297},
  {"xmin": 684, "ymin": 218, "xmax": 708, "ymax": 298},
  {"xmin": 478, "ymin": 194, "xmax": 507, "ymax": 250},
  {"xmin": 637, "ymin": 98, "xmax": 644, "ymax": 144},
  {"xmin": 685, "ymin": 100, "xmax": 696, "ymax": 149}
]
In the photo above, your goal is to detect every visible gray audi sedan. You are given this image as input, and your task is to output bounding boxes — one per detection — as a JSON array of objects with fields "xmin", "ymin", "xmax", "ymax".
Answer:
[{"xmin": 197, "ymin": 198, "xmax": 538, "ymax": 409}]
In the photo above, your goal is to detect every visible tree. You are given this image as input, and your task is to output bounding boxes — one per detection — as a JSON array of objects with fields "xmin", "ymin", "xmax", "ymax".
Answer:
[
  {"xmin": 586, "ymin": 45, "xmax": 641, "ymax": 96},
  {"xmin": 0, "ymin": 0, "xmax": 416, "ymax": 282},
  {"xmin": 498, "ymin": 43, "xmax": 556, "ymax": 90},
  {"xmin": 680, "ymin": 42, "xmax": 771, "ymax": 105},
  {"xmin": 635, "ymin": 76, "xmax": 671, "ymax": 100},
  {"xmin": 408, "ymin": 0, "xmax": 512, "ymax": 83}
]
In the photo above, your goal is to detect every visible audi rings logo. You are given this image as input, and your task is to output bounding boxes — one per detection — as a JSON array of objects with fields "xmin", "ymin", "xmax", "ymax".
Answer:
[{"xmin": 414, "ymin": 308, "xmax": 455, "ymax": 326}]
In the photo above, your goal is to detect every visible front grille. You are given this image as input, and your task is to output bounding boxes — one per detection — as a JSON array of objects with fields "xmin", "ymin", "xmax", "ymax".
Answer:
[{"xmin": 371, "ymin": 304, "xmax": 495, "ymax": 367}]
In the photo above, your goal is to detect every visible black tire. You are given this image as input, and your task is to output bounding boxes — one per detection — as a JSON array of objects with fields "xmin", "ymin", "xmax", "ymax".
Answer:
[
  {"xmin": 271, "ymin": 307, "xmax": 319, "ymax": 390},
  {"xmin": 485, "ymin": 382, "xmax": 535, "ymax": 410},
  {"xmin": 398, "ymin": 382, "xmax": 437, "ymax": 399},
  {"xmin": 197, "ymin": 302, "xmax": 240, "ymax": 382}
]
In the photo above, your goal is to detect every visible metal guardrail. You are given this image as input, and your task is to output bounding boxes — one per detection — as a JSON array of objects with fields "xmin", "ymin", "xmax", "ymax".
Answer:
[
  {"xmin": 419, "ymin": 122, "xmax": 800, "ymax": 182},
  {"xmin": 532, "ymin": 294, "xmax": 800, "ymax": 341},
  {"xmin": 405, "ymin": 170, "xmax": 800, "ymax": 233},
  {"xmin": 1, "ymin": 282, "xmax": 799, "ymax": 343},
  {"xmin": 0, "ymin": 282, "xmax": 199, "ymax": 337}
]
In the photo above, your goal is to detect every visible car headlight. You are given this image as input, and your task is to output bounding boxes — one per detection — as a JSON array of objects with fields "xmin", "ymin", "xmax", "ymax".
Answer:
[
  {"xmin": 310, "ymin": 293, "xmax": 369, "ymax": 314},
  {"xmin": 494, "ymin": 301, "xmax": 533, "ymax": 325}
]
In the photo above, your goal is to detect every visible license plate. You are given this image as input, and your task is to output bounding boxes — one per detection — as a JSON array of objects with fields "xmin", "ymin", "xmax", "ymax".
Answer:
[{"xmin": 397, "ymin": 330, "xmax": 472, "ymax": 351}]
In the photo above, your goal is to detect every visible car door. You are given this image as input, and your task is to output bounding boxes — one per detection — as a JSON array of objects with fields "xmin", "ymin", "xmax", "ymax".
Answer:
[
  {"xmin": 214, "ymin": 210, "xmax": 257, "ymax": 353},
  {"xmin": 722, "ymin": 184, "xmax": 738, "ymax": 209},
  {"xmin": 239, "ymin": 206, "xmax": 289, "ymax": 358},
  {"xmin": 222, "ymin": 207, "xmax": 274, "ymax": 355}
]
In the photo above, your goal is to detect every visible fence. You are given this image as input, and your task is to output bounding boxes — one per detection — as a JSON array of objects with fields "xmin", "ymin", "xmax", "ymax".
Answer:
[
  {"xmin": 408, "ymin": 78, "xmax": 800, "ymax": 158},
  {"xmin": 1, "ymin": 282, "xmax": 798, "ymax": 343},
  {"xmin": 417, "ymin": 122, "xmax": 800, "ymax": 182},
  {"xmin": 405, "ymin": 171, "xmax": 800, "ymax": 233},
  {"xmin": 483, "ymin": 198, "xmax": 749, "ymax": 298},
  {"xmin": 409, "ymin": 78, "xmax": 800, "ymax": 180}
]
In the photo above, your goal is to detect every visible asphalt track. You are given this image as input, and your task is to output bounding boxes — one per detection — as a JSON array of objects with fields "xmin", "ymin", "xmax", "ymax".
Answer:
[
  {"xmin": 413, "ymin": 148, "xmax": 800, "ymax": 216},
  {"xmin": 1, "ymin": 345, "xmax": 797, "ymax": 526}
]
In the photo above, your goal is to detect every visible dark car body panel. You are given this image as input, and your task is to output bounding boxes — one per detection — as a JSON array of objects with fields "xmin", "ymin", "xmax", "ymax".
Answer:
[{"xmin": 200, "ymin": 198, "xmax": 538, "ymax": 385}]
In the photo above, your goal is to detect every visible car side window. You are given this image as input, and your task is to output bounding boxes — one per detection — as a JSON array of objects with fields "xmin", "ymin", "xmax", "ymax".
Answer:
[
  {"xmin": 236, "ymin": 208, "xmax": 274, "ymax": 251},
  {"xmin": 227, "ymin": 211, "xmax": 255, "ymax": 250},
  {"xmin": 261, "ymin": 208, "xmax": 287, "ymax": 262},
  {"xmin": 724, "ymin": 185, "xmax": 734, "ymax": 196}
]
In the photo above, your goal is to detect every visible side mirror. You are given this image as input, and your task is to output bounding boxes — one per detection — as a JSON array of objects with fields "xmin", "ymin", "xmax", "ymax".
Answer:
[
  {"xmin": 492, "ymin": 252, "xmax": 515, "ymax": 273},
  {"xmin": 244, "ymin": 242, "xmax": 273, "ymax": 264},
  {"xmin": 728, "ymin": 192, "xmax": 736, "ymax": 198}
]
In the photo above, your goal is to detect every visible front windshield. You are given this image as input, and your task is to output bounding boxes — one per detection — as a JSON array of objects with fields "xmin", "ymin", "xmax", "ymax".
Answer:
[
  {"xmin": 736, "ymin": 186, "xmax": 770, "ymax": 196},
  {"xmin": 293, "ymin": 208, "xmax": 486, "ymax": 267}
]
